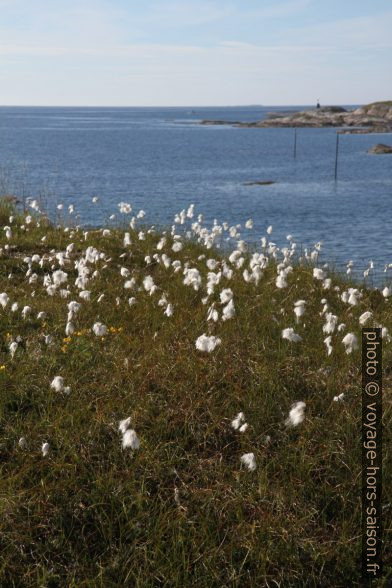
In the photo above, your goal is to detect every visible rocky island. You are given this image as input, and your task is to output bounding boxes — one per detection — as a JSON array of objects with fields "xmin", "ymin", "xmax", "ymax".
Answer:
[{"xmin": 201, "ymin": 101, "xmax": 392, "ymax": 134}]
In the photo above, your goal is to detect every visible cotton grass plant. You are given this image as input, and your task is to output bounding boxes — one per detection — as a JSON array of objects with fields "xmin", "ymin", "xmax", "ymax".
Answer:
[{"xmin": 0, "ymin": 196, "xmax": 391, "ymax": 586}]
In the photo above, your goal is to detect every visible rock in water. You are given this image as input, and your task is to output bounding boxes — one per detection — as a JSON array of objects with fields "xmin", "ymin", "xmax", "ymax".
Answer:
[
  {"xmin": 244, "ymin": 180, "xmax": 276, "ymax": 186},
  {"xmin": 368, "ymin": 143, "xmax": 392, "ymax": 154}
]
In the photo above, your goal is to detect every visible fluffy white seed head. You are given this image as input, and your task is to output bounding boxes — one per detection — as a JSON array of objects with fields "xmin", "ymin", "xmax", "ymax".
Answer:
[
  {"xmin": 122, "ymin": 429, "xmax": 140, "ymax": 450},
  {"xmin": 342, "ymin": 333, "xmax": 358, "ymax": 354},
  {"xmin": 92, "ymin": 322, "xmax": 107, "ymax": 336},
  {"xmin": 282, "ymin": 328, "xmax": 302, "ymax": 343},
  {"xmin": 195, "ymin": 334, "xmax": 221, "ymax": 353},
  {"xmin": 240, "ymin": 452, "xmax": 256, "ymax": 471},
  {"xmin": 41, "ymin": 442, "xmax": 50, "ymax": 457},
  {"xmin": 51, "ymin": 376, "xmax": 64, "ymax": 392},
  {"xmin": 285, "ymin": 401, "xmax": 306, "ymax": 427}
]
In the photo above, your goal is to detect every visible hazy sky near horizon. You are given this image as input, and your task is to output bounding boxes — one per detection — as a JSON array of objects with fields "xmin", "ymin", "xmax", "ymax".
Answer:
[{"xmin": 0, "ymin": 0, "xmax": 391, "ymax": 106}]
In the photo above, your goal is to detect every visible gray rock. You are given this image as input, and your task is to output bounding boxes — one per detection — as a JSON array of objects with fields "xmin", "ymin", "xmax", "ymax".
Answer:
[
  {"xmin": 200, "ymin": 101, "xmax": 392, "ymax": 133},
  {"xmin": 368, "ymin": 143, "xmax": 392, "ymax": 154},
  {"xmin": 244, "ymin": 180, "xmax": 276, "ymax": 186}
]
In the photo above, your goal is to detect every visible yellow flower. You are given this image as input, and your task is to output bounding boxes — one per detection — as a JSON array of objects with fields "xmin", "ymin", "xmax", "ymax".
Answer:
[
  {"xmin": 63, "ymin": 336, "xmax": 72, "ymax": 343},
  {"xmin": 0, "ymin": 365, "xmax": 6, "ymax": 371},
  {"xmin": 61, "ymin": 345, "xmax": 68, "ymax": 353}
]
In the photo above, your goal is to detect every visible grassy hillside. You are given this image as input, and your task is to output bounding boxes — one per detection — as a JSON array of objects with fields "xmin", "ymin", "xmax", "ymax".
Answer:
[{"xmin": 0, "ymin": 197, "xmax": 391, "ymax": 586}]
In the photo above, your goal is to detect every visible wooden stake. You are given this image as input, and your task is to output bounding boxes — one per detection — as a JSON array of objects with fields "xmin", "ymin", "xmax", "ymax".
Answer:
[{"xmin": 334, "ymin": 132, "xmax": 340, "ymax": 181}]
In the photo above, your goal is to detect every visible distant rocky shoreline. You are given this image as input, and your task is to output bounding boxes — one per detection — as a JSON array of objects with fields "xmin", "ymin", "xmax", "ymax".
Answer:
[{"xmin": 201, "ymin": 101, "xmax": 392, "ymax": 134}]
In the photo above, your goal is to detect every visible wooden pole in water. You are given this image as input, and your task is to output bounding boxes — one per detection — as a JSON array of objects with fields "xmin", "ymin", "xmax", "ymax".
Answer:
[
  {"xmin": 293, "ymin": 128, "xmax": 297, "ymax": 159},
  {"xmin": 334, "ymin": 132, "xmax": 340, "ymax": 181}
]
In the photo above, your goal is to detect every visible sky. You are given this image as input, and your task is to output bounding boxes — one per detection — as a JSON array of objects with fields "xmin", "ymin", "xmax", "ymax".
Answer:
[{"xmin": 0, "ymin": 0, "xmax": 391, "ymax": 106}]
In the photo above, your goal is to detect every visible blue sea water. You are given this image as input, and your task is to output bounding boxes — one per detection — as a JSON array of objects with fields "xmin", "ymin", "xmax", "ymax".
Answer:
[{"xmin": 0, "ymin": 105, "xmax": 391, "ymax": 280}]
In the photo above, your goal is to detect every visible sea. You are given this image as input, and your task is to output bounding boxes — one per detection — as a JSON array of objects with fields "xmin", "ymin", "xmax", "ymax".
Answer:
[{"xmin": 0, "ymin": 105, "xmax": 391, "ymax": 282}]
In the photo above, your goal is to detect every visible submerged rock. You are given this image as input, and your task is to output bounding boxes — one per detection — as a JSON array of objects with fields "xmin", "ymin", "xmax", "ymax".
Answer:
[{"xmin": 244, "ymin": 180, "xmax": 276, "ymax": 186}]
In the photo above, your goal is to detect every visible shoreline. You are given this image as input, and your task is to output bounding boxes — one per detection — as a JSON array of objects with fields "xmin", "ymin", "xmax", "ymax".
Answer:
[{"xmin": 200, "ymin": 101, "xmax": 392, "ymax": 134}]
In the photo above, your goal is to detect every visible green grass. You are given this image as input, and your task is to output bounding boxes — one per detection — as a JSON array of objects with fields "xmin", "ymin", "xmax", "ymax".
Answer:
[{"xmin": 0, "ymin": 198, "xmax": 391, "ymax": 586}]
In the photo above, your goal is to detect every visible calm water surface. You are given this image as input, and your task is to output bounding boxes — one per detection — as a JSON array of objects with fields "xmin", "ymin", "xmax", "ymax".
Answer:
[{"xmin": 0, "ymin": 106, "xmax": 391, "ymax": 280}]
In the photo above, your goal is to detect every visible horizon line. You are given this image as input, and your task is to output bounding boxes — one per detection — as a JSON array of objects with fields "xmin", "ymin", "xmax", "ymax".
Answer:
[{"xmin": 0, "ymin": 102, "xmax": 363, "ymax": 109}]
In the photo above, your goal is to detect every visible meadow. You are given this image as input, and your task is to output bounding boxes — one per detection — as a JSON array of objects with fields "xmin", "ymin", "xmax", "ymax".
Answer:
[{"xmin": 0, "ymin": 196, "xmax": 391, "ymax": 587}]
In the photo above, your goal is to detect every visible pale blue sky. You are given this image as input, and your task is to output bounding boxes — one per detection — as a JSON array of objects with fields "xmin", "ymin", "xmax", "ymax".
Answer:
[{"xmin": 1, "ymin": 0, "xmax": 391, "ymax": 106}]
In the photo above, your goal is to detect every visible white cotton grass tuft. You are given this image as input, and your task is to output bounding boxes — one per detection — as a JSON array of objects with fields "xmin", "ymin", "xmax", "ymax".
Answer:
[
  {"xmin": 18, "ymin": 436, "xmax": 27, "ymax": 449},
  {"xmin": 50, "ymin": 376, "xmax": 64, "ymax": 392},
  {"xmin": 342, "ymin": 332, "xmax": 358, "ymax": 354},
  {"xmin": 222, "ymin": 299, "xmax": 235, "ymax": 321},
  {"xmin": 285, "ymin": 401, "xmax": 306, "ymax": 427},
  {"xmin": 118, "ymin": 417, "xmax": 140, "ymax": 450},
  {"xmin": 313, "ymin": 268, "xmax": 325, "ymax": 280},
  {"xmin": 195, "ymin": 334, "xmax": 221, "ymax": 353},
  {"xmin": 323, "ymin": 313, "xmax": 338, "ymax": 334},
  {"xmin": 65, "ymin": 322, "xmax": 75, "ymax": 336},
  {"xmin": 282, "ymin": 327, "xmax": 302, "ymax": 343},
  {"xmin": 9, "ymin": 341, "xmax": 18, "ymax": 359},
  {"xmin": 294, "ymin": 300, "xmax": 306, "ymax": 323},
  {"xmin": 92, "ymin": 322, "xmax": 107, "ymax": 336},
  {"xmin": 240, "ymin": 452, "xmax": 257, "ymax": 471},
  {"xmin": 79, "ymin": 290, "xmax": 91, "ymax": 301},
  {"xmin": 220, "ymin": 288, "xmax": 233, "ymax": 304},
  {"xmin": 172, "ymin": 241, "xmax": 183, "ymax": 253},
  {"xmin": 359, "ymin": 311, "xmax": 372, "ymax": 326},
  {"xmin": 143, "ymin": 275, "xmax": 155, "ymax": 292},
  {"xmin": 0, "ymin": 292, "xmax": 9, "ymax": 308},
  {"xmin": 333, "ymin": 393, "xmax": 345, "ymax": 402},
  {"xmin": 21, "ymin": 305, "xmax": 31, "ymax": 319},
  {"xmin": 124, "ymin": 278, "xmax": 136, "ymax": 289},
  {"xmin": 231, "ymin": 412, "xmax": 246, "ymax": 431},
  {"xmin": 41, "ymin": 442, "xmax": 50, "ymax": 457},
  {"xmin": 276, "ymin": 273, "xmax": 287, "ymax": 289},
  {"xmin": 207, "ymin": 304, "xmax": 219, "ymax": 322},
  {"xmin": 122, "ymin": 429, "xmax": 140, "ymax": 450},
  {"xmin": 324, "ymin": 336, "xmax": 333, "ymax": 356},
  {"xmin": 118, "ymin": 417, "xmax": 132, "ymax": 434}
]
